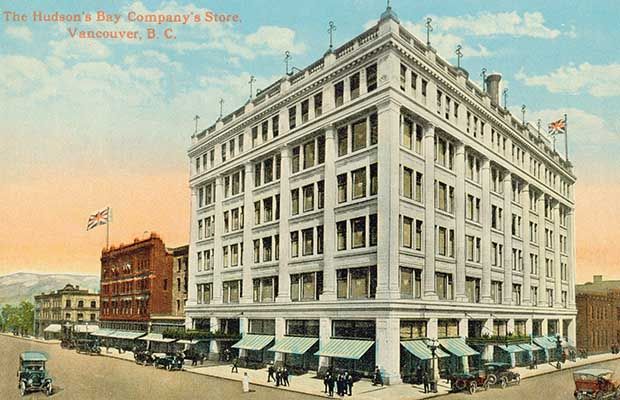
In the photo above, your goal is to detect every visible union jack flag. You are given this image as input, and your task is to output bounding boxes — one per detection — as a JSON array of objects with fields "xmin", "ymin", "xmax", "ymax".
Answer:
[
  {"xmin": 87, "ymin": 207, "xmax": 110, "ymax": 231},
  {"xmin": 548, "ymin": 118, "xmax": 566, "ymax": 136}
]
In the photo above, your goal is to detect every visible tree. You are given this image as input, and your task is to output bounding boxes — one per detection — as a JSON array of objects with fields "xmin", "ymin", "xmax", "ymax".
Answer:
[
  {"xmin": 18, "ymin": 301, "xmax": 35, "ymax": 335},
  {"xmin": 0, "ymin": 302, "xmax": 35, "ymax": 335}
]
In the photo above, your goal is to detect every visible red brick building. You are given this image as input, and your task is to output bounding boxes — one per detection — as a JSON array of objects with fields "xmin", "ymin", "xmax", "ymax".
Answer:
[
  {"xmin": 100, "ymin": 233, "xmax": 173, "ymax": 331},
  {"xmin": 576, "ymin": 275, "xmax": 620, "ymax": 353}
]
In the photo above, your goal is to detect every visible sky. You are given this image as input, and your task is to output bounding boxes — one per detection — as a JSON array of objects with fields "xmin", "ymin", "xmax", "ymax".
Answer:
[{"xmin": 1, "ymin": 0, "xmax": 619, "ymax": 283}]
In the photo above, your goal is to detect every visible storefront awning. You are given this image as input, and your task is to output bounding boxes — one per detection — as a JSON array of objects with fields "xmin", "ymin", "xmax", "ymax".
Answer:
[
  {"xmin": 109, "ymin": 330, "xmax": 146, "ymax": 340},
  {"xmin": 497, "ymin": 344, "xmax": 526, "ymax": 353},
  {"xmin": 533, "ymin": 337, "xmax": 557, "ymax": 350},
  {"xmin": 138, "ymin": 333, "xmax": 177, "ymax": 343},
  {"xmin": 91, "ymin": 328, "xmax": 116, "ymax": 337},
  {"xmin": 43, "ymin": 324, "xmax": 62, "ymax": 333},
  {"xmin": 177, "ymin": 339, "xmax": 209, "ymax": 345},
  {"xmin": 314, "ymin": 338, "xmax": 374, "ymax": 360},
  {"xmin": 231, "ymin": 334, "xmax": 274, "ymax": 351},
  {"xmin": 548, "ymin": 336, "xmax": 569, "ymax": 347},
  {"xmin": 518, "ymin": 343, "xmax": 543, "ymax": 352},
  {"xmin": 268, "ymin": 336, "xmax": 318, "ymax": 355},
  {"xmin": 439, "ymin": 338, "xmax": 479, "ymax": 357},
  {"xmin": 74, "ymin": 325, "xmax": 99, "ymax": 333},
  {"xmin": 401, "ymin": 340, "xmax": 450, "ymax": 360}
]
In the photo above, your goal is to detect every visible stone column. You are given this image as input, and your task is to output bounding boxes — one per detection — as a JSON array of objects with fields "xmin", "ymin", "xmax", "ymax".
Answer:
[
  {"xmin": 454, "ymin": 143, "xmax": 467, "ymax": 301},
  {"xmin": 241, "ymin": 163, "xmax": 254, "ymax": 304},
  {"xmin": 537, "ymin": 194, "xmax": 547, "ymax": 305},
  {"xmin": 276, "ymin": 146, "xmax": 291, "ymax": 302},
  {"xmin": 188, "ymin": 187, "xmax": 199, "ymax": 307},
  {"xmin": 320, "ymin": 126, "xmax": 337, "ymax": 301},
  {"xmin": 568, "ymin": 317, "xmax": 576, "ymax": 347},
  {"xmin": 209, "ymin": 317, "xmax": 219, "ymax": 359},
  {"xmin": 480, "ymin": 158, "xmax": 492, "ymax": 302},
  {"xmin": 238, "ymin": 317, "xmax": 249, "ymax": 358},
  {"xmin": 481, "ymin": 318, "xmax": 494, "ymax": 361},
  {"xmin": 567, "ymin": 208, "xmax": 576, "ymax": 308},
  {"xmin": 503, "ymin": 172, "xmax": 513, "ymax": 304},
  {"xmin": 376, "ymin": 99, "xmax": 401, "ymax": 299},
  {"xmin": 375, "ymin": 318, "xmax": 401, "ymax": 384},
  {"xmin": 553, "ymin": 202, "xmax": 563, "ymax": 307},
  {"xmin": 274, "ymin": 317, "xmax": 286, "ymax": 363},
  {"xmin": 459, "ymin": 319, "xmax": 469, "ymax": 338},
  {"xmin": 423, "ymin": 123, "xmax": 437, "ymax": 300},
  {"xmin": 212, "ymin": 175, "xmax": 224, "ymax": 304},
  {"xmin": 318, "ymin": 317, "xmax": 331, "ymax": 368},
  {"xmin": 525, "ymin": 319, "xmax": 533, "ymax": 336},
  {"xmin": 521, "ymin": 183, "xmax": 531, "ymax": 305}
]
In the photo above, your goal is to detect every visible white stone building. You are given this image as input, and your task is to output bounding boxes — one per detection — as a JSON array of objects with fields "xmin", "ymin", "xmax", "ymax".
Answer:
[{"xmin": 185, "ymin": 6, "xmax": 576, "ymax": 384}]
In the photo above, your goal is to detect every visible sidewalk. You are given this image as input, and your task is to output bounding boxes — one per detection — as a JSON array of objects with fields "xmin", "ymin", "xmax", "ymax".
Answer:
[{"xmin": 0, "ymin": 332, "xmax": 60, "ymax": 345}]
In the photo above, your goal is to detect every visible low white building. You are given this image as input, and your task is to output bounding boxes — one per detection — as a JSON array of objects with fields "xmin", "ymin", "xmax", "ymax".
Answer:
[{"xmin": 185, "ymin": 6, "xmax": 576, "ymax": 384}]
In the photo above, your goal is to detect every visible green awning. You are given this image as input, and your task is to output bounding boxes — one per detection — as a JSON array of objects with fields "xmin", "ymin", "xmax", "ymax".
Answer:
[
  {"xmin": 74, "ymin": 324, "xmax": 98, "ymax": 333},
  {"xmin": 139, "ymin": 333, "xmax": 177, "ymax": 343},
  {"xmin": 109, "ymin": 330, "xmax": 146, "ymax": 340},
  {"xmin": 314, "ymin": 338, "xmax": 374, "ymax": 360},
  {"xmin": 401, "ymin": 340, "xmax": 450, "ymax": 360},
  {"xmin": 497, "ymin": 344, "xmax": 526, "ymax": 353},
  {"xmin": 439, "ymin": 338, "xmax": 479, "ymax": 357},
  {"xmin": 43, "ymin": 324, "xmax": 62, "ymax": 333},
  {"xmin": 91, "ymin": 328, "xmax": 116, "ymax": 337},
  {"xmin": 232, "ymin": 334, "xmax": 274, "ymax": 350},
  {"xmin": 518, "ymin": 343, "xmax": 543, "ymax": 352},
  {"xmin": 547, "ymin": 336, "xmax": 568, "ymax": 347},
  {"xmin": 533, "ymin": 337, "xmax": 556, "ymax": 350},
  {"xmin": 268, "ymin": 336, "xmax": 318, "ymax": 355}
]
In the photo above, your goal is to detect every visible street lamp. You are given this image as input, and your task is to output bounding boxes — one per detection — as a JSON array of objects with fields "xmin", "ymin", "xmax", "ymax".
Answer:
[
  {"xmin": 427, "ymin": 338, "xmax": 439, "ymax": 393},
  {"xmin": 555, "ymin": 334, "xmax": 563, "ymax": 369}
]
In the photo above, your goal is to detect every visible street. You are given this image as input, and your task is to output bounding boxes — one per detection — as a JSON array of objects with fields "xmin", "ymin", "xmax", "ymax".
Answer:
[{"xmin": 0, "ymin": 335, "xmax": 320, "ymax": 400}]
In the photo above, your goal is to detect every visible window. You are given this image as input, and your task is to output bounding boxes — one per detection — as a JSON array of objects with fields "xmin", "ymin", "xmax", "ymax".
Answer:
[
  {"xmin": 370, "ymin": 113, "xmax": 378, "ymax": 145},
  {"xmin": 337, "ymin": 126, "xmax": 348, "ymax": 156},
  {"xmin": 290, "ymin": 231, "xmax": 299, "ymax": 258},
  {"xmin": 291, "ymin": 146, "xmax": 300, "ymax": 173},
  {"xmin": 491, "ymin": 205, "xmax": 503, "ymax": 230},
  {"xmin": 547, "ymin": 289, "xmax": 554, "ymax": 307},
  {"xmin": 303, "ymin": 141, "xmax": 315, "ymax": 169},
  {"xmin": 238, "ymin": 134, "xmax": 244, "ymax": 153},
  {"xmin": 352, "ymin": 119, "xmax": 366, "ymax": 152},
  {"xmin": 290, "ymin": 272, "xmax": 323, "ymax": 302},
  {"xmin": 403, "ymin": 118, "xmax": 413, "ymax": 149},
  {"xmin": 366, "ymin": 64, "xmax": 377, "ymax": 92},
  {"xmin": 512, "ymin": 284, "xmax": 522, "ymax": 305},
  {"xmin": 223, "ymin": 280, "xmax": 241, "ymax": 303},
  {"xmin": 229, "ymin": 138, "xmax": 235, "ymax": 158},
  {"xmin": 253, "ymin": 239, "xmax": 260, "ymax": 263},
  {"xmin": 272, "ymin": 115, "xmax": 279, "ymax": 138},
  {"xmin": 252, "ymin": 126, "xmax": 259, "ymax": 147},
  {"xmin": 264, "ymin": 159, "xmax": 273, "ymax": 183},
  {"xmin": 317, "ymin": 136, "xmax": 325, "ymax": 164},
  {"xmin": 531, "ymin": 287, "xmax": 538, "ymax": 306},
  {"xmin": 302, "ymin": 228, "xmax": 314, "ymax": 256},
  {"xmin": 337, "ymin": 174, "xmax": 347, "ymax": 203},
  {"xmin": 314, "ymin": 92, "xmax": 323, "ymax": 117},
  {"xmin": 317, "ymin": 225, "xmax": 324, "ymax": 254},
  {"xmin": 400, "ymin": 267, "xmax": 422, "ymax": 298},
  {"xmin": 301, "ymin": 99, "xmax": 309, "ymax": 123},
  {"xmin": 466, "ymin": 194, "xmax": 480, "ymax": 222},
  {"xmin": 303, "ymin": 184, "xmax": 314, "ymax": 212},
  {"xmin": 421, "ymin": 79, "xmax": 427, "ymax": 97},
  {"xmin": 465, "ymin": 277, "xmax": 480, "ymax": 303},
  {"xmin": 317, "ymin": 181, "xmax": 325, "ymax": 209},
  {"xmin": 350, "ymin": 72, "xmax": 360, "ymax": 99},
  {"xmin": 289, "ymin": 106, "xmax": 296, "ymax": 129},
  {"xmin": 221, "ymin": 142, "xmax": 227, "ymax": 162},
  {"xmin": 264, "ymin": 197, "xmax": 273, "ymax": 222},
  {"xmin": 369, "ymin": 214, "xmax": 377, "ymax": 246},
  {"xmin": 370, "ymin": 163, "xmax": 378, "ymax": 195},
  {"xmin": 223, "ymin": 211, "xmax": 229, "ymax": 232},
  {"xmin": 262, "ymin": 237, "xmax": 272, "ymax": 262},
  {"xmin": 222, "ymin": 246, "xmax": 228, "ymax": 268},
  {"xmin": 336, "ymin": 266, "xmax": 377, "ymax": 299},
  {"xmin": 435, "ymin": 272, "xmax": 453, "ymax": 300},
  {"xmin": 254, "ymin": 163, "xmax": 262, "ymax": 187},
  {"xmin": 291, "ymin": 188, "xmax": 299, "ymax": 215},
  {"xmin": 254, "ymin": 201, "xmax": 261, "ymax": 224},
  {"xmin": 491, "ymin": 281, "xmax": 503, "ymax": 304},
  {"xmin": 400, "ymin": 64, "xmax": 407, "ymax": 90},
  {"xmin": 337, "ymin": 221, "xmax": 347, "ymax": 251},
  {"xmin": 352, "ymin": 167, "xmax": 366, "ymax": 199},
  {"xmin": 351, "ymin": 217, "xmax": 366, "ymax": 248},
  {"xmin": 402, "ymin": 216, "xmax": 413, "ymax": 248},
  {"xmin": 403, "ymin": 167, "xmax": 413, "ymax": 199},
  {"xmin": 334, "ymin": 81, "xmax": 344, "ymax": 107}
]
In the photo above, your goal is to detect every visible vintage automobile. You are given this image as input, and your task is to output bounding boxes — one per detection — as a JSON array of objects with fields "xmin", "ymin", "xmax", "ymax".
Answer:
[
  {"xmin": 134, "ymin": 350, "xmax": 155, "ymax": 366},
  {"xmin": 449, "ymin": 370, "xmax": 490, "ymax": 394},
  {"xmin": 483, "ymin": 362, "xmax": 521, "ymax": 389},
  {"xmin": 153, "ymin": 352, "xmax": 184, "ymax": 371},
  {"xmin": 60, "ymin": 338, "xmax": 75, "ymax": 349},
  {"xmin": 75, "ymin": 339, "xmax": 101, "ymax": 355},
  {"xmin": 573, "ymin": 368, "xmax": 620, "ymax": 399},
  {"xmin": 17, "ymin": 352, "xmax": 53, "ymax": 396}
]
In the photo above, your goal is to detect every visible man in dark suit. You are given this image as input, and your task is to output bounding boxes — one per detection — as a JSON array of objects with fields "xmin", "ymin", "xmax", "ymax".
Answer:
[
  {"xmin": 423, "ymin": 370, "xmax": 430, "ymax": 393},
  {"xmin": 282, "ymin": 367, "xmax": 290, "ymax": 386},
  {"xmin": 327, "ymin": 373, "xmax": 335, "ymax": 397},
  {"xmin": 268, "ymin": 363, "xmax": 275, "ymax": 382},
  {"xmin": 345, "ymin": 372, "xmax": 353, "ymax": 396}
]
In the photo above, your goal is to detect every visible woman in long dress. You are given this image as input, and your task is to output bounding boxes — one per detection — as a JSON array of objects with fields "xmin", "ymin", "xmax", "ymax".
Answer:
[{"xmin": 243, "ymin": 372, "xmax": 250, "ymax": 393}]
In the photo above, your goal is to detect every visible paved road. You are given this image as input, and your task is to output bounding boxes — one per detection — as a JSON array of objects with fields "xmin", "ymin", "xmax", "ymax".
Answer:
[
  {"xmin": 0, "ymin": 335, "xmax": 320, "ymax": 400},
  {"xmin": 443, "ymin": 359, "xmax": 620, "ymax": 400}
]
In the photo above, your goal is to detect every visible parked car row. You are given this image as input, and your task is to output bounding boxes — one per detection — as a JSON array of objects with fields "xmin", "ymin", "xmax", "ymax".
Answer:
[
  {"xmin": 133, "ymin": 349, "xmax": 184, "ymax": 371},
  {"xmin": 448, "ymin": 363, "xmax": 521, "ymax": 394}
]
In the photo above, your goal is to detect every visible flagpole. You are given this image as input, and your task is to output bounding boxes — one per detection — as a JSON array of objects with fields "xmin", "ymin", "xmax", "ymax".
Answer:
[{"xmin": 564, "ymin": 113, "xmax": 569, "ymax": 161}]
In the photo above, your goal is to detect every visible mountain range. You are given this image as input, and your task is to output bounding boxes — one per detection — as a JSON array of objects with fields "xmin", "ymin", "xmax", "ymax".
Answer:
[{"xmin": 0, "ymin": 272, "xmax": 99, "ymax": 305}]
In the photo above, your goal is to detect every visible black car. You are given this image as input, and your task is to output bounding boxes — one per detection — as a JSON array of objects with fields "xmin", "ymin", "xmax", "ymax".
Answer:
[
  {"xmin": 484, "ymin": 362, "xmax": 521, "ymax": 388},
  {"xmin": 134, "ymin": 350, "xmax": 155, "ymax": 366},
  {"xmin": 17, "ymin": 352, "xmax": 53, "ymax": 396},
  {"xmin": 153, "ymin": 353, "xmax": 184, "ymax": 371},
  {"xmin": 75, "ymin": 339, "xmax": 101, "ymax": 355}
]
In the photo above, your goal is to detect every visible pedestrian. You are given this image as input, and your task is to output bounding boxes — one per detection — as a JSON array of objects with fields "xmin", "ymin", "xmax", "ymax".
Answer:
[
  {"xmin": 337, "ymin": 373, "xmax": 344, "ymax": 396},
  {"xmin": 373, "ymin": 366, "xmax": 383, "ymax": 387},
  {"xmin": 242, "ymin": 372, "xmax": 250, "ymax": 393},
  {"xmin": 422, "ymin": 370, "xmax": 429, "ymax": 393},
  {"xmin": 231, "ymin": 357, "xmax": 239, "ymax": 373},
  {"xmin": 275, "ymin": 367, "xmax": 281, "ymax": 386},
  {"xmin": 323, "ymin": 372, "xmax": 330, "ymax": 393},
  {"xmin": 268, "ymin": 363, "xmax": 275, "ymax": 382},
  {"xmin": 283, "ymin": 367, "xmax": 290, "ymax": 386},
  {"xmin": 327, "ymin": 372, "xmax": 335, "ymax": 397},
  {"xmin": 346, "ymin": 372, "xmax": 353, "ymax": 396},
  {"xmin": 415, "ymin": 365, "xmax": 423, "ymax": 385}
]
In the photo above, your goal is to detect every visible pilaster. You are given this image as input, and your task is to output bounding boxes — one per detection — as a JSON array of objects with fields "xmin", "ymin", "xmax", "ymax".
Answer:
[
  {"xmin": 454, "ymin": 143, "xmax": 467, "ymax": 302},
  {"xmin": 423, "ymin": 123, "xmax": 437, "ymax": 300},
  {"xmin": 241, "ymin": 163, "xmax": 254, "ymax": 304},
  {"xmin": 553, "ymin": 202, "xmax": 563, "ymax": 307},
  {"xmin": 503, "ymin": 172, "xmax": 513, "ymax": 305},
  {"xmin": 537, "ymin": 194, "xmax": 546, "ymax": 305},
  {"xmin": 320, "ymin": 126, "xmax": 337, "ymax": 301},
  {"xmin": 212, "ymin": 176, "xmax": 224, "ymax": 304},
  {"xmin": 480, "ymin": 158, "xmax": 492, "ymax": 303},
  {"xmin": 375, "ymin": 318, "xmax": 402, "ymax": 385},
  {"xmin": 276, "ymin": 146, "xmax": 291, "ymax": 303},
  {"xmin": 521, "ymin": 184, "xmax": 531, "ymax": 305}
]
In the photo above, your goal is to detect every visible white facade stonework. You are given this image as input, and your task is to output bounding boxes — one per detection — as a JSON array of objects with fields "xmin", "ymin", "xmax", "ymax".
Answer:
[{"xmin": 185, "ymin": 8, "xmax": 577, "ymax": 384}]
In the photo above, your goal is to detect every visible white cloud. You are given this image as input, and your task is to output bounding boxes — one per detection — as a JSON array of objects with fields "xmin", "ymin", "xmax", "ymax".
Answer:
[
  {"xmin": 49, "ymin": 38, "xmax": 111, "ymax": 60},
  {"xmin": 516, "ymin": 63, "xmax": 620, "ymax": 97},
  {"xmin": 245, "ymin": 26, "xmax": 306, "ymax": 55},
  {"xmin": 0, "ymin": 55, "xmax": 48, "ymax": 93},
  {"xmin": 5, "ymin": 26, "xmax": 33, "ymax": 42},
  {"xmin": 436, "ymin": 11, "xmax": 562, "ymax": 39}
]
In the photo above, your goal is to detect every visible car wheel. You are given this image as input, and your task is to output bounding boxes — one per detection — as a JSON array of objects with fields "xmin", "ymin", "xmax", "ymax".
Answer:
[
  {"xmin": 455, "ymin": 379, "xmax": 466, "ymax": 391},
  {"xmin": 45, "ymin": 384, "xmax": 53, "ymax": 396},
  {"xmin": 500, "ymin": 377, "xmax": 507, "ymax": 389},
  {"xmin": 19, "ymin": 381, "xmax": 26, "ymax": 396},
  {"xmin": 487, "ymin": 375, "xmax": 497, "ymax": 385},
  {"xmin": 143, "ymin": 359, "xmax": 148, "ymax": 366},
  {"xmin": 469, "ymin": 382, "xmax": 477, "ymax": 395},
  {"xmin": 516, "ymin": 375, "xmax": 521, "ymax": 385},
  {"xmin": 166, "ymin": 364, "xmax": 172, "ymax": 371}
]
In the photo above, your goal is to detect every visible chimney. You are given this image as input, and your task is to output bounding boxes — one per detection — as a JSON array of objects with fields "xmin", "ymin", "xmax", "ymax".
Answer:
[
  {"xmin": 593, "ymin": 275, "xmax": 603, "ymax": 283},
  {"xmin": 485, "ymin": 73, "xmax": 502, "ymax": 106}
]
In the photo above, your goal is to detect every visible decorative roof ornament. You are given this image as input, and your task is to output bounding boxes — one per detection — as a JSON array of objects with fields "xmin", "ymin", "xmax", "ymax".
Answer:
[{"xmin": 380, "ymin": 0, "xmax": 399, "ymax": 23}]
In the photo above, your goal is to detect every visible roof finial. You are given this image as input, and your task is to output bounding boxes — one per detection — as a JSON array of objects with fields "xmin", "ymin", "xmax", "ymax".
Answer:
[
  {"xmin": 425, "ymin": 17, "xmax": 433, "ymax": 48},
  {"xmin": 380, "ymin": 0, "xmax": 399, "ymax": 23},
  {"xmin": 456, "ymin": 45, "xmax": 463, "ymax": 69},
  {"xmin": 218, "ymin": 98, "xmax": 224, "ymax": 120},
  {"xmin": 284, "ymin": 51, "xmax": 291, "ymax": 75}
]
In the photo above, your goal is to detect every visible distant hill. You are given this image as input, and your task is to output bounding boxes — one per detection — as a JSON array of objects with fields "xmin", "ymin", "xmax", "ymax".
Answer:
[{"xmin": 0, "ymin": 272, "xmax": 99, "ymax": 305}]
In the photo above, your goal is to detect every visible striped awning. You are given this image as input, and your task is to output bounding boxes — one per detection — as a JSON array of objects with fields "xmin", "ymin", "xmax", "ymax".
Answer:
[
  {"xmin": 231, "ymin": 334, "xmax": 274, "ymax": 351},
  {"xmin": 401, "ymin": 340, "xmax": 450, "ymax": 360},
  {"xmin": 109, "ymin": 330, "xmax": 146, "ymax": 340},
  {"xmin": 439, "ymin": 338, "xmax": 479, "ymax": 357},
  {"xmin": 268, "ymin": 336, "xmax": 318, "ymax": 355},
  {"xmin": 314, "ymin": 338, "xmax": 374, "ymax": 360},
  {"xmin": 43, "ymin": 324, "xmax": 62, "ymax": 333},
  {"xmin": 497, "ymin": 344, "xmax": 526, "ymax": 353},
  {"xmin": 518, "ymin": 343, "xmax": 544, "ymax": 352},
  {"xmin": 138, "ymin": 333, "xmax": 177, "ymax": 343},
  {"xmin": 74, "ymin": 324, "xmax": 99, "ymax": 333},
  {"xmin": 177, "ymin": 339, "xmax": 209, "ymax": 345},
  {"xmin": 548, "ymin": 336, "xmax": 569, "ymax": 347},
  {"xmin": 533, "ymin": 337, "xmax": 557, "ymax": 350},
  {"xmin": 91, "ymin": 328, "xmax": 116, "ymax": 337}
]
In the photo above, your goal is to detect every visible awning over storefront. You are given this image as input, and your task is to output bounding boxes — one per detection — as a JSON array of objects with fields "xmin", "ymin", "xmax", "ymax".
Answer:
[
  {"xmin": 549, "ymin": 336, "xmax": 569, "ymax": 347},
  {"xmin": 109, "ymin": 330, "xmax": 146, "ymax": 340},
  {"xmin": 268, "ymin": 336, "xmax": 318, "ymax": 355},
  {"xmin": 439, "ymin": 338, "xmax": 479, "ymax": 357},
  {"xmin": 518, "ymin": 343, "xmax": 543, "ymax": 352},
  {"xmin": 314, "ymin": 338, "xmax": 374, "ymax": 360},
  {"xmin": 74, "ymin": 325, "xmax": 99, "ymax": 333},
  {"xmin": 533, "ymin": 337, "xmax": 557, "ymax": 350},
  {"xmin": 43, "ymin": 324, "xmax": 62, "ymax": 333},
  {"xmin": 138, "ymin": 333, "xmax": 177, "ymax": 343},
  {"xmin": 91, "ymin": 328, "xmax": 116, "ymax": 337},
  {"xmin": 177, "ymin": 339, "xmax": 209, "ymax": 345},
  {"xmin": 497, "ymin": 344, "xmax": 526, "ymax": 353},
  {"xmin": 232, "ymin": 334, "xmax": 274, "ymax": 351},
  {"xmin": 401, "ymin": 340, "xmax": 450, "ymax": 360}
]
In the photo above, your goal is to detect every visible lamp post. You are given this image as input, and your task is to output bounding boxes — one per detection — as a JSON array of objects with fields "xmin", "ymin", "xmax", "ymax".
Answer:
[
  {"xmin": 555, "ymin": 334, "xmax": 563, "ymax": 369},
  {"xmin": 427, "ymin": 338, "xmax": 439, "ymax": 393}
]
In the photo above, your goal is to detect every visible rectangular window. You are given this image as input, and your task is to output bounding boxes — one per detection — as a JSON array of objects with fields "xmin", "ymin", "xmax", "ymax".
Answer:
[
  {"xmin": 403, "ymin": 118, "xmax": 413, "ymax": 149},
  {"xmin": 370, "ymin": 163, "xmax": 378, "ymax": 195},
  {"xmin": 254, "ymin": 163, "xmax": 262, "ymax": 187},
  {"xmin": 252, "ymin": 126, "xmax": 259, "ymax": 147},
  {"xmin": 263, "ymin": 237, "xmax": 272, "ymax": 262},
  {"xmin": 290, "ymin": 231, "xmax": 299, "ymax": 257},
  {"xmin": 291, "ymin": 146, "xmax": 300, "ymax": 173},
  {"xmin": 272, "ymin": 115, "xmax": 279, "ymax": 138},
  {"xmin": 352, "ymin": 167, "xmax": 366, "ymax": 199},
  {"xmin": 303, "ymin": 184, "xmax": 314, "ymax": 212},
  {"xmin": 317, "ymin": 225, "xmax": 324, "ymax": 254},
  {"xmin": 229, "ymin": 138, "xmax": 235, "ymax": 158},
  {"xmin": 334, "ymin": 81, "xmax": 344, "ymax": 107},
  {"xmin": 400, "ymin": 64, "xmax": 407, "ymax": 90},
  {"xmin": 435, "ymin": 272, "xmax": 453, "ymax": 300},
  {"xmin": 302, "ymin": 228, "xmax": 314, "ymax": 256},
  {"xmin": 289, "ymin": 106, "xmax": 296, "ymax": 129},
  {"xmin": 264, "ymin": 158, "xmax": 273, "ymax": 183},
  {"xmin": 317, "ymin": 181, "xmax": 325, "ymax": 209},
  {"xmin": 304, "ymin": 141, "xmax": 315, "ymax": 169},
  {"xmin": 337, "ymin": 126, "xmax": 348, "ymax": 156},
  {"xmin": 366, "ymin": 64, "xmax": 377, "ymax": 92},
  {"xmin": 369, "ymin": 214, "xmax": 377, "ymax": 246},
  {"xmin": 238, "ymin": 134, "xmax": 244, "ymax": 153},
  {"xmin": 337, "ymin": 174, "xmax": 347, "ymax": 203},
  {"xmin": 314, "ymin": 92, "xmax": 323, "ymax": 117},
  {"xmin": 263, "ymin": 197, "xmax": 273, "ymax": 222},
  {"xmin": 231, "ymin": 244, "xmax": 239, "ymax": 266},
  {"xmin": 317, "ymin": 136, "xmax": 325, "ymax": 164},
  {"xmin": 370, "ymin": 113, "xmax": 378, "ymax": 145},
  {"xmin": 337, "ymin": 221, "xmax": 347, "ymax": 251},
  {"xmin": 223, "ymin": 246, "xmax": 229, "ymax": 268},
  {"xmin": 291, "ymin": 188, "xmax": 299, "ymax": 215},
  {"xmin": 403, "ymin": 216, "xmax": 413, "ymax": 248},
  {"xmin": 254, "ymin": 201, "xmax": 261, "ymax": 225},
  {"xmin": 221, "ymin": 143, "xmax": 227, "ymax": 162},
  {"xmin": 301, "ymin": 99, "xmax": 309, "ymax": 123},
  {"xmin": 253, "ymin": 239, "xmax": 260, "ymax": 263},
  {"xmin": 352, "ymin": 119, "xmax": 367, "ymax": 152},
  {"xmin": 350, "ymin": 72, "xmax": 360, "ymax": 99},
  {"xmin": 351, "ymin": 217, "xmax": 366, "ymax": 248},
  {"xmin": 403, "ymin": 167, "xmax": 413, "ymax": 199},
  {"xmin": 465, "ymin": 277, "xmax": 480, "ymax": 303}
]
